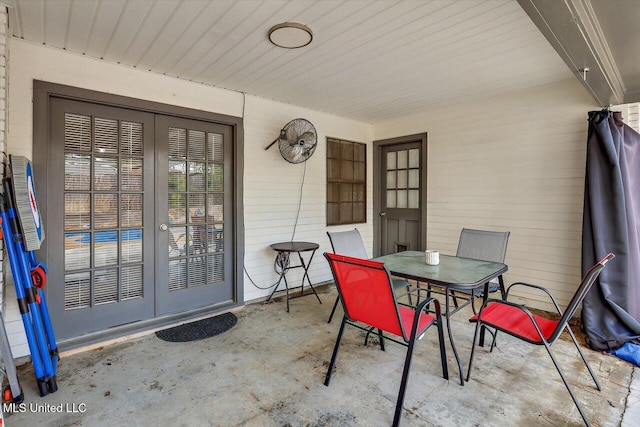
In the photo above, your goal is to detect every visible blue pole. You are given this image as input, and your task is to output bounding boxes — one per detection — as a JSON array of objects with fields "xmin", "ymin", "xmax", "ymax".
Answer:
[{"xmin": 0, "ymin": 208, "xmax": 48, "ymax": 395}]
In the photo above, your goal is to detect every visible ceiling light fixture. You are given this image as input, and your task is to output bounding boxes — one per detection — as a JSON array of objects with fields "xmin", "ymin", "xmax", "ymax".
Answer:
[{"xmin": 268, "ymin": 22, "xmax": 313, "ymax": 49}]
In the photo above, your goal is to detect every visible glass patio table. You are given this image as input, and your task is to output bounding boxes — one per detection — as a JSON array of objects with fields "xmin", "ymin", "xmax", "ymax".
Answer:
[{"xmin": 374, "ymin": 251, "xmax": 508, "ymax": 385}]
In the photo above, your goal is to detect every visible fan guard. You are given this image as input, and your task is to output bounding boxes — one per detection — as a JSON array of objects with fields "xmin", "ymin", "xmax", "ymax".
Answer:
[{"xmin": 265, "ymin": 118, "xmax": 317, "ymax": 164}]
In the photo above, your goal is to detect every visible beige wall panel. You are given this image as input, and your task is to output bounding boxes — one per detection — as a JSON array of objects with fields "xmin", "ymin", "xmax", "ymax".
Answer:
[{"xmin": 374, "ymin": 79, "xmax": 597, "ymax": 312}]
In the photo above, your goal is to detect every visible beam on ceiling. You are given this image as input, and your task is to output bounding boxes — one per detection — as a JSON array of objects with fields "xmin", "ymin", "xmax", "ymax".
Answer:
[{"xmin": 518, "ymin": 0, "xmax": 626, "ymax": 106}]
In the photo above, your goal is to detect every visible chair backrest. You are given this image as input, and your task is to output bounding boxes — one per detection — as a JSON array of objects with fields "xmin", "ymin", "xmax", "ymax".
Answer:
[
  {"xmin": 456, "ymin": 228, "xmax": 510, "ymax": 264},
  {"xmin": 549, "ymin": 253, "xmax": 615, "ymax": 343},
  {"xmin": 324, "ymin": 252, "xmax": 406, "ymax": 339},
  {"xmin": 327, "ymin": 229, "xmax": 368, "ymax": 258}
]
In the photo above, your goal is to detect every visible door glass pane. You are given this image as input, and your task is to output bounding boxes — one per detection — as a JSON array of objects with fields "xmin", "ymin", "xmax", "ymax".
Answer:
[
  {"xmin": 122, "ymin": 229, "xmax": 142, "ymax": 263},
  {"xmin": 409, "ymin": 170, "xmax": 419, "ymax": 188},
  {"xmin": 386, "ymin": 171, "xmax": 396, "ymax": 189},
  {"xmin": 94, "ymin": 268, "xmax": 118, "ymax": 305},
  {"xmin": 121, "ymin": 121, "xmax": 143, "ymax": 156},
  {"xmin": 168, "ymin": 127, "xmax": 187, "ymax": 158},
  {"xmin": 169, "ymin": 226, "xmax": 187, "ymax": 258},
  {"xmin": 65, "ymin": 193, "xmax": 90, "ymax": 230},
  {"xmin": 397, "ymin": 190, "xmax": 408, "ymax": 208},
  {"xmin": 207, "ymin": 254, "xmax": 224, "ymax": 283},
  {"xmin": 94, "ymin": 117, "xmax": 118, "ymax": 154},
  {"xmin": 408, "ymin": 149, "xmax": 419, "ymax": 168},
  {"xmin": 189, "ymin": 162, "xmax": 206, "ymax": 191},
  {"xmin": 65, "ymin": 155, "xmax": 91, "ymax": 190},
  {"xmin": 397, "ymin": 150, "xmax": 408, "ymax": 169},
  {"xmin": 121, "ymin": 194, "xmax": 142, "ymax": 227},
  {"xmin": 122, "ymin": 265, "xmax": 143, "ymax": 300},
  {"xmin": 208, "ymin": 133, "xmax": 223, "ymax": 162},
  {"xmin": 207, "ymin": 164, "xmax": 224, "ymax": 192},
  {"xmin": 408, "ymin": 190, "xmax": 419, "ymax": 209},
  {"xmin": 208, "ymin": 194, "xmax": 223, "ymax": 222},
  {"xmin": 169, "ymin": 161, "xmax": 186, "ymax": 192},
  {"xmin": 397, "ymin": 170, "xmax": 408, "ymax": 189},
  {"xmin": 188, "ymin": 130, "xmax": 206, "ymax": 160},
  {"xmin": 64, "ymin": 113, "xmax": 91, "ymax": 152},
  {"xmin": 386, "ymin": 152, "xmax": 396, "ymax": 170},
  {"xmin": 94, "ymin": 194, "xmax": 118, "ymax": 229},
  {"xmin": 121, "ymin": 158, "xmax": 143, "ymax": 191},
  {"xmin": 65, "ymin": 272, "xmax": 91, "ymax": 310},
  {"xmin": 65, "ymin": 232, "xmax": 90, "ymax": 270},
  {"xmin": 94, "ymin": 157, "xmax": 118, "ymax": 191},
  {"xmin": 94, "ymin": 231, "xmax": 118, "ymax": 267},
  {"xmin": 386, "ymin": 190, "xmax": 396, "ymax": 208},
  {"xmin": 168, "ymin": 260, "xmax": 187, "ymax": 291}
]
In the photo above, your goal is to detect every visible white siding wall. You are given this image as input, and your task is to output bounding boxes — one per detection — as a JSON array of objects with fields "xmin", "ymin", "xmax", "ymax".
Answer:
[
  {"xmin": 6, "ymin": 40, "xmax": 373, "ymax": 357},
  {"xmin": 613, "ymin": 103, "xmax": 640, "ymax": 132},
  {"xmin": 374, "ymin": 79, "xmax": 597, "ymax": 311},
  {"xmin": 242, "ymin": 95, "xmax": 373, "ymax": 302}
]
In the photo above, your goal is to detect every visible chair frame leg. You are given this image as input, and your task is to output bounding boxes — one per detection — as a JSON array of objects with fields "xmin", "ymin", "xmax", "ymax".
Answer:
[
  {"xmin": 565, "ymin": 326, "xmax": 601, "ymax": 391},
  {"xmin": 324, "ymin": 316, "xmax": 347, "ymax": 386},
  {"xmin": 327, "ymin": 295, "xmax": 340, "ymax": 323},
  {"xmin": 392, "ymin": 335, "xmax": 417, "ymax": 427},
  {"xmin": 544, "ymin": 343, "xmax": 593, "ymax": 427}
]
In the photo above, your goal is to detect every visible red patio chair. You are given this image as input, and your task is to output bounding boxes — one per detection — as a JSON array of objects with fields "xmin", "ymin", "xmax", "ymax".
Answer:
[
  {"xmin": 466, "ymin": 253, "xmax": 615, "ymax": 427},
  {"xmin": 323, "ymin": 252, "xmax": 448, "ymax": 427}
]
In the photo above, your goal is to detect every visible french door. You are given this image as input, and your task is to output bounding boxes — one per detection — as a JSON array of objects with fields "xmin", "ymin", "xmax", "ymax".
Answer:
[
  {"xmin": 155, "ymin": 115, "xmax": 234, "ymax": 315},
  {"xmin": 47, "ymin": 98, "xmax": 234, "ymax": 340}
]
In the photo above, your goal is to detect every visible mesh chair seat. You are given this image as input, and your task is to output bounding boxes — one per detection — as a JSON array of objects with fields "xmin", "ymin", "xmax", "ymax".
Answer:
[
  {"xmin": 469, "ymin": 303, "xmax": 557, "ymax": 344},
  {"xmin": 398, "ymin": 306, "xmax": 435, "ymax": 337}
]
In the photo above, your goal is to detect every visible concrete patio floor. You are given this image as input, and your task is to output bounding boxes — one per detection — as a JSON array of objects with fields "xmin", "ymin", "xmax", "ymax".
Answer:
[{"xmin": 6, "ymin": 286, "xmax": 639, "ymax": 427}]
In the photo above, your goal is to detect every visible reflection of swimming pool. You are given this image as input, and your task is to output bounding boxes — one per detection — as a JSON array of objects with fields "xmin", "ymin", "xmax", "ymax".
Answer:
[{"xmin": 69, "ymin": 229, "xmax": 142, "ymax": 243}]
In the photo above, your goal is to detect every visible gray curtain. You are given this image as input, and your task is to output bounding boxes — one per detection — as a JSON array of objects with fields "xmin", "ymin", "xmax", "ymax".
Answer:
[{"xmin": 581, "ymin": 110, "xmax": 640, "ymax": 351}]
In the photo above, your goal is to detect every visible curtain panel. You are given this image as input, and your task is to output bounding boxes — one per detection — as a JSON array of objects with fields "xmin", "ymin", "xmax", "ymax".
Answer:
[{"xmin": 581, "ymin": 110, "xmax": 640, "ymax": 351}]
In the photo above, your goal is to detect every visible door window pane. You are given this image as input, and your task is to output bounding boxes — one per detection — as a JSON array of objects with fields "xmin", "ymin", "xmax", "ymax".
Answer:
[
  {"xmin": 397, "ymin": 150, "xmax": 408, "ymax": 169},
  {"xmin": 409, "ymin": 169, "xmax": 419, "ymax": 188},
  {"xmin": 386, "ymin": 190, "xmax": 396, "ymax": 208},
  {"xmin": 408, "ymin": 190, "xmax": 419, "ymax": 209},
  {"xmin": 386, "ymin": 152, "xmax": 396, "ymax": 170},
  {"xmin": 65, "ymin": 155, "xmax": 91, "ymax": 190},
  {"xmin": 408, "ymin": 149, "xmax": 419, "ymax": 168}
]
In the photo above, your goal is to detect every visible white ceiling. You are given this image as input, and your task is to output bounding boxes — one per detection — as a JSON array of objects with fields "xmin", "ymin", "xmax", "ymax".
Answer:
[{"xmin": 6, "ymin": 0, "xmax": 573, "ymax": 122}]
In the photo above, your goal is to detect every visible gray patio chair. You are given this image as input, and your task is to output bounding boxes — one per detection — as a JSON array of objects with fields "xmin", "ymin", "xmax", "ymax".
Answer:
[
  {"xmin": 427, "ymin": 228, "xmax": 510, "ymax": 314},
  {"xmin": 326, "ymin": 229, "xmax": 413, "ymax": 323}
]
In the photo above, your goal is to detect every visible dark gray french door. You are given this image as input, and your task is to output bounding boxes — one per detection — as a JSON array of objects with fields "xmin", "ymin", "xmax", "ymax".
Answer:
[
  {"xmin": 48, "ymin": 98, "xmax": 234, "ymax": 340},
  {"xmin": 375, "ymin": 135, "xmax": 427, "ymax": 256},
  {"xmin": 155, "ymin": 115, "xmax": 234, "ymax": 315}
]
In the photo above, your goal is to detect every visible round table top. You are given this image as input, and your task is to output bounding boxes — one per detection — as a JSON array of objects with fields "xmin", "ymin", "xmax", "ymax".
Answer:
[{"xmin": 270, "ymin": 241, "xmax": 319, "ymax": 252}]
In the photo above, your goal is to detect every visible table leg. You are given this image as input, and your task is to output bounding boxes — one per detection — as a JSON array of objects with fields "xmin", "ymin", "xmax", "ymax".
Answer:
[
  {"xmin": 299, "ymin": 249, "xmax": 322, "ymax": 304},
  {"xmin": 283, "ymin": 273, "xmax": 291, "ymax": 313},
  {"xmin": 445, "ymin": 291, "xmax": 465, "ymax": 386},
  {"xmin": 266, "ymin": 270, "xmax": 286, "ymax": 304}
]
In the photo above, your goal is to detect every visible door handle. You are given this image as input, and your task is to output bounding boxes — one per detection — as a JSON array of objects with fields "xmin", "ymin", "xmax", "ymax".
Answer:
[
  {"xmin": 159, "ymin": 224, "xmax": 168, "ymax": 231},
  {"xmin": 379, "ymin": 212, "xmax": 386, "ymax": 217}
]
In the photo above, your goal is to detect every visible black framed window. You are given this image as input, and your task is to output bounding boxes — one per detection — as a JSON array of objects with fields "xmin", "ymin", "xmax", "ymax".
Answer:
[{"xmin": 327, "ymin": 138, "xmax": 366, "ymax": 225}]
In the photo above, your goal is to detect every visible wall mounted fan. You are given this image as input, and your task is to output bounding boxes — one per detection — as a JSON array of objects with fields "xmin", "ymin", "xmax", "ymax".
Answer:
[{"xmin": 264, "ymin": 118, "xmax": 317, "ymax": 164}]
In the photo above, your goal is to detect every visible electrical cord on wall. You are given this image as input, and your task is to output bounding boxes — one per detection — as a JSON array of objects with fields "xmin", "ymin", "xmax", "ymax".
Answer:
[{"xmin": 241, "ymin": 91, "xmax": 309, "ymax": 290}]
